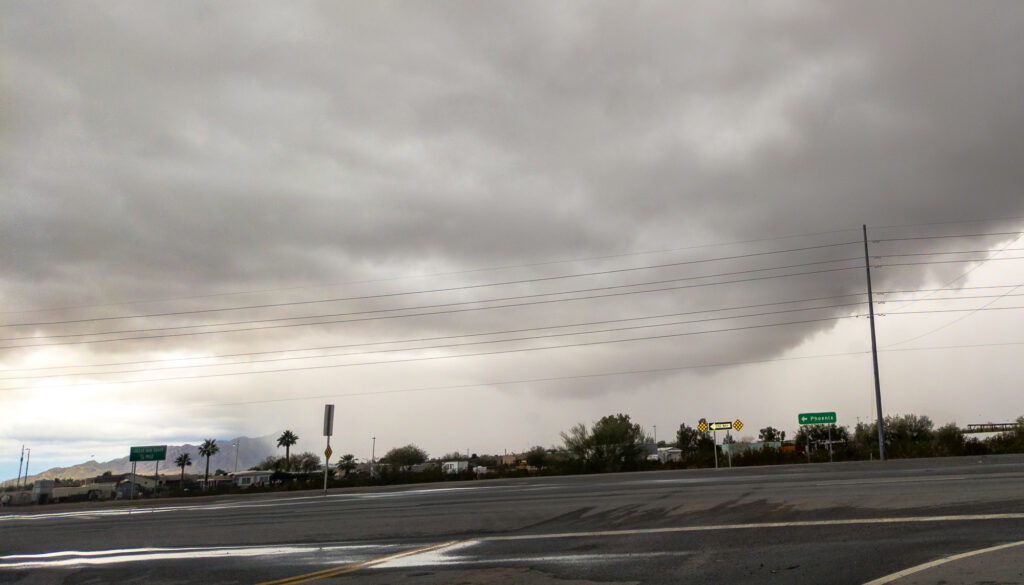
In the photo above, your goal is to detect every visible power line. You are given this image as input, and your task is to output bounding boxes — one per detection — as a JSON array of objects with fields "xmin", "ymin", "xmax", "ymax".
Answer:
[
  {"xmin": 873, "ymin": 231, "xmax": 1023, "ymax": 242},
  {"xmin": 0, "ymin": 293, "xmax": 867, "ymax": 373},
  {"xmin": 0, "ymin": 263, "xmax": 865, "ymax": 349},
  {"xmin": 874, "ymin": 248, "xmax": 1024, "ymax": 258},
  {"xmin": 883, "ymin": 306, "xmax": 1024, "ymax": 316},
  {"xmin": 110, "ymin": 339, "xmax": 1024, "ymax": 410},
  {"xmin": 874, "ymin": 257, "xmax": 1024, "ymax": 268},
  {"xmin": 0, "ymin": 241, "xmax": 862, "ymax": 328},
  {"xmin": 0, "ymin": 229, "xmax": 864, "ymax": 317},
  {"xmin": 0, "ymin": 302, "xmax": 867, "ymax": 383},
  {"xmin": 0, "ymin": 314, "xmax": 867, "ymax": 392}
]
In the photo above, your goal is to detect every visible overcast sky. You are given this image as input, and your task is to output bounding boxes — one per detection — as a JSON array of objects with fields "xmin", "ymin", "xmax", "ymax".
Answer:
[{"xmin": 3, "ymin": 1, "xmax": 1024, "ymax": 481}]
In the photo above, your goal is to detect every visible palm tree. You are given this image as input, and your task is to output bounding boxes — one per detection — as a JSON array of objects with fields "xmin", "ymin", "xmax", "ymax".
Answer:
[
  {"xmin": 337, "ymin": 454, "xmax": 356, "ymax": 477},
  {"xmin": 277, "ymin": 430, "xmax": 299, "ymax": 470},
  {"xmin": 198, "ymin": 439, "xmax": 219, "ymax": 490},
  {"xmin": 174, "ymin": 453, "xmax": 193, "ymax": 486}
]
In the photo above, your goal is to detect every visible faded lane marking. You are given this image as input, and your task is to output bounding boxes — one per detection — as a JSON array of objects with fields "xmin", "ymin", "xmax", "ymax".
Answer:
[
  {"xmin": 0, "ymin": 484, "xmax": 548, "ymax": 524},
  {"xmin": 0, "ymin": 544, "xmax": 382, "ymax": 569},
  {"xmin": 479, "ymin": 512, "xmax": 1024, "ymax": 542},
  {"xmin": 813, "ymin": 475, "xmax": 969, "ymax": 486},
  {"xmin": 252, "ymin": 540, "xmax": 464, "ymax": 585},
  {"xmin": 374, "ymin": 548, "xmax": 693, "ymax": 569},
  {"xmin": 861, "ymin": 539, "xmax": 1024, "ymax": 585}
]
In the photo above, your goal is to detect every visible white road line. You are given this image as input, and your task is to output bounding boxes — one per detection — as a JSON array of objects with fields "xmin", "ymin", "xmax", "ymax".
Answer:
[
  {"xmin": 0, "ymin": 543, "xmax": 387, "ymax": 569},
  {"xmin": 480, "ymin": 513, "xmax": 1024, "ymax": 542},
  {"xmin": 862, "ymin": 540, "xmax": 1024, "ymax": 585}
]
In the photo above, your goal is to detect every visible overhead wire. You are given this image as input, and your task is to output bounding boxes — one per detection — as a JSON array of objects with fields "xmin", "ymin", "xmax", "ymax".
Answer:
[
  {"xmin": 0, "ymin": 293, "xmax": 868, "ymax": 373},
  {"xmin": 0, "ymin": 301, "xmax": 868, "ymax": 382},
  {"xmin": 0, "ymin": 261, "xmax": 867, "ymax": 348},
  {"xmin": 0, "ymin": 241, "xmax": 863, "ymax": 328},
  {"xmin": 0, "ymin": 228, "xmax": 864, "ymax": 317},
  {"xmin": 0, "ymin": 314, "xmax": 870, "ymax": 392}
]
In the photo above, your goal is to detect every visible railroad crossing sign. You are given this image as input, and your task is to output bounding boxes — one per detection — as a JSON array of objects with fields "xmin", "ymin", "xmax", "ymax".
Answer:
[
  {"xmin": 710, "ymin": 421, "xmax": 733, "ymax": 431},
  {"xmin": 697, "ymin": 420, "xmax": 708, "ymax": 433},
  {"xmin": 324, "ymin": 445, "xmax": 333, "ymax": 460},
  {"xmin": 733, "ymin": 419, "xmax": 743, "ymax": 431},
  {"xmin": 798, "ymin": 412, "xmax": 837, "ymax": 425}
]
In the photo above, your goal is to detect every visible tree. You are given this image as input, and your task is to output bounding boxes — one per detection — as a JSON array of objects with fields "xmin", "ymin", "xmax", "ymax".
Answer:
[
  {"xmin": 758, "ymin": 426, "xmax": 785, "ymax": 442},
  {"xmin": 174, "ymin": 453, "xmax": 193, "ymax": 484},
  {"xmin": 383, "ymin": 444, "xmax": 428, "ymax": 470},
  {"xmin": 337, "ymin": 454, "xmax": 357, "ymax": 477},
  {"xmin": 561, "ymin": 414, "xmax": 651, "ymax": 473},
  {"xmin": 277, "ymin": 430, "xmax": 299, "ymax": 470},
  {"xmin": 198, "ymin": 439, "xmax": 220, "ymax": 490},
  {"xmin": 251, "ymin": 455, "xmax": 288, "ymax": 471},
  {"xmin": 933, "ymin": 423, "xmax": 965, "ymax": 457},
  {"xmin": 525, "ymin": 446, "xmax": 548, "ymax": 469},
  {"xmin": 293, "ymin": 452, "xmax": 322, "ymax": 473}
]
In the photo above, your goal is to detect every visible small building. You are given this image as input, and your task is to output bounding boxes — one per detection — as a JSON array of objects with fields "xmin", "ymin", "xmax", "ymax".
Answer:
[
  {"xmin": 442, "ymin": 460, "xmax": 469, "ymax": 474},
  {"xmin": 230, "ymin": 470, "xmax": 271, "ymax": 488},
  {"xmin": 656, "ymin": 448, "xmax": 683, "ymax": 463}
]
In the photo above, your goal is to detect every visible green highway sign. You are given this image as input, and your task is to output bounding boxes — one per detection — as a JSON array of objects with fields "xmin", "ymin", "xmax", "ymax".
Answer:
[
  {"xmin": 129, "ymin": 445, "xmax": 167, "ymax": 462},
  {"xmin": 798, "ymin": 412, "xmax": 837, "ymax": 425}
]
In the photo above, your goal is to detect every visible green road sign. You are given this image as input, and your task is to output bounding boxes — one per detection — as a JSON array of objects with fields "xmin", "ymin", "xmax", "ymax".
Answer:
[
  {"xmin": 130, "ymin": 445, "xmax": 167, "ymax": 462},
  {"xmin": 798, "ymin": 412, "xmax": 837, "ymax": 425}
]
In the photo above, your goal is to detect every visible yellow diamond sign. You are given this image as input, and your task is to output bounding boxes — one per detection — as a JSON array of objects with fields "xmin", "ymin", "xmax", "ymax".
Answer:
[
  {"xmin": 733, "ymin": 420, "xmax": 743, "ymax": 431},
  {"xmin": 324, "ymin": 445, "xmax": 333, "ymax": 460},
  {"xmin": 697, "ymin": 421, "xmax": 708, "ymax": 433}
]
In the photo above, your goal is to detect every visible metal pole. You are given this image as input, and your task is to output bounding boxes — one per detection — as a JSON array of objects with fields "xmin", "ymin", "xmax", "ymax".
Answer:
[
  {"xmin": 713, "ymin": 430, "xmax": 718, "ymax": 469},
  {"xmin": 155, "ymin": 460, "xmax": 160, "ymax": 496},
  {"xmin": 726, "ymin": 432, "xmax": 732, "ymax": 468},
  {"xmin": 371, "ymin": 437, "xmax": 376, "ymax": 478},
  {"xmin": 828, "ymin": 426, "xmax": 833, "ymax": 463},
  {"xmin": 323, "ymin": 435, "xmax": 331, "ymax": 494},
  {"xmin": 24, "ymin": 449, "xmax": 30, "ymax": 486},
  {"xmin": 233, "ymin": 442, "xmax": 239, "ymax": 473},
  {"xmin": 863, "ymin": 224, "xmax": 887, "ymax": 461},
  {"xmin": 130, "ymin": 462, "xmax": 136, "ymax": 501},
  {"xmin": 653, "ymin": 425, "xmax": 657, "ymax": 445},
  {"xmin": 16, "ymin": 446, "xmax": 24, "ymax": 490}
]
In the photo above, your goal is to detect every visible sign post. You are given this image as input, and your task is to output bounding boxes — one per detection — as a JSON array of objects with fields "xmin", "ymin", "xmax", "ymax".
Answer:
[
  {"xmin": 323, "ymin": 404, "xmax": 335, "ymax": 494},
  {"xmin": 798, "ymin": 412, "xmax": 837, "ymax": 463},
  {"xmin": 707, "ymin": 421, "xmax": 738, "ymax": 469},
  {"xmin": 129, "ymin": 446, "xmax": 167, "ymax": 499}
]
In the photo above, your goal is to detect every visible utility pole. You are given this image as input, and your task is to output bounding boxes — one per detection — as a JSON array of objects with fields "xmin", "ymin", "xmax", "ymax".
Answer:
[
  {"xmin": 863, "ymin": 224, "xmax": 887, "ymax": 461},
  {"xmin": 233, "ymin": 441, "xmax": 239, "ymax": 473},
  {"xmin": 24, "ymin": 449, "xmax": 30, "ymax": 486},
  {"xmin": 16, "ymin": 446, "xmax": 24, "ymax": 489}
]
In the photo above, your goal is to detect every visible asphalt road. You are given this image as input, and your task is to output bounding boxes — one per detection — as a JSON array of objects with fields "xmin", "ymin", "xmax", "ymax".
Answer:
[{"xmin": 2, "ymin": 455, "xmax": 1024, "ymax": 585}]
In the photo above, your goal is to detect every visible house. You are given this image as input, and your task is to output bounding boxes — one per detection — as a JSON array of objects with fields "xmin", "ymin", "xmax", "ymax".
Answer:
[
  {"xmin": 442, "ymin": 461, "xmax": 469, "ymax": 474},
  {"xmin": 230, "ymin": 470, "xmax": 271, "ymax": 488}
]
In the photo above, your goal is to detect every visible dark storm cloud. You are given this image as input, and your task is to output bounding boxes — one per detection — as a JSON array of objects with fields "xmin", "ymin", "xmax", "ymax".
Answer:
[{"xmin": 3, "ymin": 0, "xmax": 1024, "ymax": 378}]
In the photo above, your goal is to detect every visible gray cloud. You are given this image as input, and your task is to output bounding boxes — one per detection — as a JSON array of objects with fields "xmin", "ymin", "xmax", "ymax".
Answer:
[{"xmin": 3, "ymin": 2, "xmax": 1024, "ymax": 475}]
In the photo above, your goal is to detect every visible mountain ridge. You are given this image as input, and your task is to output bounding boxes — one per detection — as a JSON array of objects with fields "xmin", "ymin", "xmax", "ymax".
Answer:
[{"xmin": 11, "ymin": 435, "xmax": 284, "ymax": 483}]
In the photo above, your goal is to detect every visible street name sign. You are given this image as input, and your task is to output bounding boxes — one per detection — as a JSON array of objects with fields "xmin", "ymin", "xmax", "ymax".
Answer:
[
  {"xmin": 798, "ymin": 412, "xmax": 837, "ymax": 425},
  {"xmin": 129, "ymin": 445, "xmax": 167, "ymax": 462},
  {"xmin": 710, "ymin": 421, "xmax": 733, "ymax": 431}
]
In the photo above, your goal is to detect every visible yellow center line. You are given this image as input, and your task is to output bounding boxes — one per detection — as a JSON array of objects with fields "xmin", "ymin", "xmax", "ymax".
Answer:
[{"xmin": 252, "ymin": 540, "xmax": 463, "ymax": 585}]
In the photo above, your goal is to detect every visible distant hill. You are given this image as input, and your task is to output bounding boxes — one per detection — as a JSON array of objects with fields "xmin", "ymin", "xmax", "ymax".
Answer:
[{"xmin": 18, "ymin": 435, "xmax": 280, "ymax": 482}]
